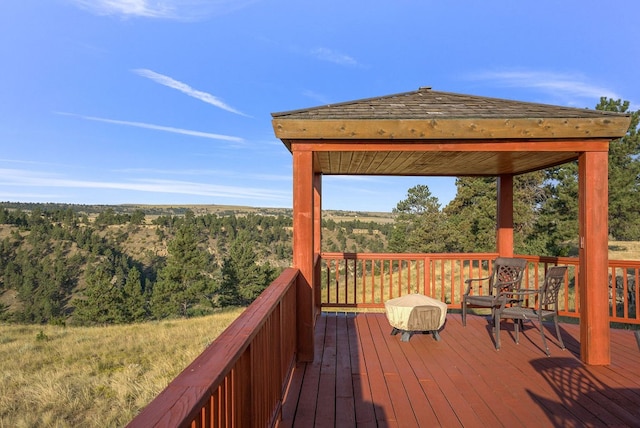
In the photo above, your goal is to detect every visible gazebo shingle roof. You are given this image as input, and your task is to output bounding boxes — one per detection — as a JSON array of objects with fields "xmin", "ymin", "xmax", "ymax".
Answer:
[
  {"xmin": 271, "ymin": 87, "xmax": 631, "ymax": 176},
  {"xmin": 272, "ymin": 87, "xmax": 625, "ymax": 120}
]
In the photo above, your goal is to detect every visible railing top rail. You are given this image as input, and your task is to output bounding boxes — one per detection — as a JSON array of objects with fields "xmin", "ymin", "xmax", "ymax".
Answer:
[
  {"xmin": 321, "ymin": 252, "xmax": 640, "ymax": 266},
  {"xmin": 607, "ymin": 259, "xmax": 640, "ymax": 268},
  {"xmin": 128, "ymin": 267, "xmax": 299, "ymax": 427},
  {"xmin": 321, "ymin": 252, "xmax": 500, "ymax": 260}
]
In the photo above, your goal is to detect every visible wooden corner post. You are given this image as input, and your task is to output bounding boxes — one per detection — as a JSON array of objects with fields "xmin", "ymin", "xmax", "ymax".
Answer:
[
  {"xmin": 497, "ymin": 174, "xmax": 514, "ymax": 257},
  {"xmin": 292, "ymin": 148, "xmax": 315, "ymax": 362},
  {"xmin": 313, "ymin": 173, "xmax": 322, "ymax": 319},
  {"xmin": 578, "ymin": 150, "xmax": 610, "ymax": 365}
]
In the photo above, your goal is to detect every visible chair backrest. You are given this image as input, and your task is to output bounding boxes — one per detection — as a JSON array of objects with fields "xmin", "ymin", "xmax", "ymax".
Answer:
[
  {"xmin": 540, "ymin": 266, "xmax": 568, "ymax": 308},
  {"xmin": 490, "ymin": 257, "xmax": 527, "ymax": 295}
]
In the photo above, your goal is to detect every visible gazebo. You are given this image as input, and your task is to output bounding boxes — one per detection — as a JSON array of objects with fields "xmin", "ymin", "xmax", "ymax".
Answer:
[{"xmin": 271, "ymin": 87, "xmax": 632, "ymax": 366}]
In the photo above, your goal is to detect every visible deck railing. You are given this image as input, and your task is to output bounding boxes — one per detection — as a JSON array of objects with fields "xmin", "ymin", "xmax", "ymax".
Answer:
[
  {"xmin": 127, "ymin": 268, "xmax": 298, "ymax": 428},
  {"xmin": 320, "ymin": 252, "xmax": 640, "ymax": 324},
  {"xmin": 607, "ymin": 258, "xmax": 640, "ymax": 323}
]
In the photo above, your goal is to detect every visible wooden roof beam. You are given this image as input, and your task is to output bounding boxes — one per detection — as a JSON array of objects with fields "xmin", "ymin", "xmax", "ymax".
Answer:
[{"xmin": 272, "ymin": 117, "xmax": 631, "ymax": 141}]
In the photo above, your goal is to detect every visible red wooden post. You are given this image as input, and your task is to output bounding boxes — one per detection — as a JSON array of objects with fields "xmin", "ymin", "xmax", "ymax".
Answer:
[
  {"xmin": 292, "ymin": 148, "xmax": 315, "ymax": 362},
  {"xmin": 497, "ymin": 174, "xmax": 514, "ymax": 257},
  {"xmin": 578, "ymin": 150, "xmax": 610, "ymax": 365},
  {"xmin": 314, "ymin": 173, "xmax": 322, "ymax": 318}
]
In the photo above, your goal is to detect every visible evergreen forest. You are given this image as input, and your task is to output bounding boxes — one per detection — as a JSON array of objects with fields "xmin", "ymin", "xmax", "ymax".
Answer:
[{"xmin": 0, "ymin": 204, "xmax": 392, "ymax": 325}]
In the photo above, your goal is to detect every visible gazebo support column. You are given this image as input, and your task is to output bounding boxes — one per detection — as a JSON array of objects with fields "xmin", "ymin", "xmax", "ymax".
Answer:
[
  {"xmin": 578, "ymin": 150, "xmax": 610, "ymax": 365},
  {"xmin": 313, "ymin": 173, "xmax": 322, "ymax": 318},
  {"xmin": 497, "ymin": 174, "xmax": 514, "ymax": 257},
  {"xmin": 292, "ymin": 149, "xmax": 315, "ymax": 362}
]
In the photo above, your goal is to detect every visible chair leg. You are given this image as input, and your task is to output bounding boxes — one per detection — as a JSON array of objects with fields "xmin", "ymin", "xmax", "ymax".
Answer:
[
  {"xmin": 538, "ymin": 319, "xmax": 550, "ymax": 357},
  {"xmin": 462, "ymin": 301, "xmax": 467, "ymax": 326},
  {"xmin": 553, "ymin": 315, "xmax": 566, "ymax": 350},
  {"xmin": 514, "ymin": 319, "xmax": 520, "ymax": 344},
  {"xmin": 495, "ymin": 316, "xmax": 501, "ymax": 350}
]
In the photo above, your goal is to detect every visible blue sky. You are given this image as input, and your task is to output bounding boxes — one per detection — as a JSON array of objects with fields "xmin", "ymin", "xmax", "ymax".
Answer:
[{"xmin": 1, "ymin": 1, "xmax": 638, "ymax": 212}]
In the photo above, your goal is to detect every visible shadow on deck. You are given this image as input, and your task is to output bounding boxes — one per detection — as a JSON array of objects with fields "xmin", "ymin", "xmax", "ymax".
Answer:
[{"xmin": 281, "ymin": 312, "xmax": 640, "ymax": 427}]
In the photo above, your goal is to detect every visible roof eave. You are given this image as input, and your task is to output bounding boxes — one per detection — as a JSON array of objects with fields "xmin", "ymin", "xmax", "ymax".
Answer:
[{"xmin": 272, "ymin": 117, "xmax": 631, "ymax": 141}]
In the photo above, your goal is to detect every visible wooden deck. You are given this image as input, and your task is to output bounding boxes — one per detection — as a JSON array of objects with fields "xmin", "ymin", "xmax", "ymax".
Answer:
[{"xmin": 280, "ymin": 312, "xmax": 640, "ymax": 427}]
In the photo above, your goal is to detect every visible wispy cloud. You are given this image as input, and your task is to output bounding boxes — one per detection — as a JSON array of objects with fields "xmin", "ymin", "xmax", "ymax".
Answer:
[
  {"xmin": 0, "ymin": 158, "xmax": 75, "ymax": 168},
  {"xmin": 0, "ymin": 169, "xmax": 289, "ymax": 201},
  {"xmin": 70, "ymin": 0, "xmax": 178, "ymax": 19},
  {"xmin": 133, "ymin": 69, "xmax": 249, "ymax": 116},
  {"xmin": 310, "ymin": 48, "xmax": 359, "ymax": 67},
  {"xmin": 56, "ymin": 112, "xmax": 244, "ymax": 143},
  {"xmin": 116, "ymin": 168, "xmax": 291, "ymax": 181},
  {"xmin": 69, "ymin": 0, "xmax": 258, "ymax": 21},
  {"xmin": 470, "ymin": 70, "xmax": 620, "ymax": 103}
]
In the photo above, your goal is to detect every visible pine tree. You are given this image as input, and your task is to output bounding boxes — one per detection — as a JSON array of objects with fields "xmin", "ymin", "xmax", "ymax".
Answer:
[
  {"xmin": 217, "ymin": 257, "xmax": 241, "ymax": 307},
  {"xmin": 150, "ymin": 222, "xmax": 213, "ymax": 318},
  {"xmin": 218, "ymin": 230, "xmax": 277, "ymax": 306},
  {"xmin": 390, "ymin": 184, "xmax": 448, "ymax": 253},
  {"xmin": 123, "ymin": 267, "xmax": 148, "ymax": 321},
  {"xmin": 537, "ymin": 163, "xmax": 579, "ymax": 256},
  {"xmin": 444, "ymin": 177, "xmax": 497, "ymax": 252},
  {"xmin": 598, "ymin": 98, "xmax": 640, "ymax": 240},
  {"xmin": 74, "ymin": 264, "xmax": 123, "ymax": 325}
]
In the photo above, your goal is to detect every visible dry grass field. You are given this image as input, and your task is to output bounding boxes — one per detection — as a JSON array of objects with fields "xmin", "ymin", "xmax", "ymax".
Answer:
[
  {"xmin": 126, "ymin": 204, "xmax": 395, "ymax": 224},
  {"xmin": 0, "ymin": 307, "xmax": 244, "ymax": 428},
  {"xmin": 609, "ymin": 240, "xmax": 640, "ymax": 260}
]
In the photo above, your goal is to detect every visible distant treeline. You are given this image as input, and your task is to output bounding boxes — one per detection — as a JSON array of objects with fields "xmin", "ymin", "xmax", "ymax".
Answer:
[
  {"xmin": 0, "ymin": 205, "xmax": 391, "ymax": 326},
  {"xmin": 0, "ymin": 201, "xmax": 292, "ymax": 217}
]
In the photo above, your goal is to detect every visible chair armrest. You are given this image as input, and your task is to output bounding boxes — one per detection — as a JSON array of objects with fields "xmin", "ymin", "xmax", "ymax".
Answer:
[
  {"xmin": 498, "ymin": 289, "xmax": 538, "ymax": 298},
  {"xmin": 496, "ymin": 289, "xmax": 538, "ymax": 309},
  {"xmin": 463, "ymin": 276, "xmax": 491, "ymax": 295}
]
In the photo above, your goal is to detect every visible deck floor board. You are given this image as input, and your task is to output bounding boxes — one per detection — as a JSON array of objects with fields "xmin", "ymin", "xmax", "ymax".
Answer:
[{"xmin": 279, "ymin": 313, "xmax": 640, "ymax": 427}]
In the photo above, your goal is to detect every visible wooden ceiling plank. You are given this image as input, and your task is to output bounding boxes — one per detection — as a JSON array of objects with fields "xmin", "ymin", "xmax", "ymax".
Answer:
[
  {"xmin": 364, "ymin": 152, "xmax": 393, "ymax": 175},
  {"xmin": 348, "ymin": 151, "xmax": 370, "ymax": 174},
  {"xmin": 338, "ymin": 151, "xmax": 354, "ymax": 173},
  {"xmin": 318, "ymin": 150, "xmax": 582, "ymax": 176},
  {"xmin": 358, "ymin": 152, "xmax": 381, "ymax": 174},
  {"xmin": 390, "ymin": 152, "xmax": 424, "ymax": 174}
]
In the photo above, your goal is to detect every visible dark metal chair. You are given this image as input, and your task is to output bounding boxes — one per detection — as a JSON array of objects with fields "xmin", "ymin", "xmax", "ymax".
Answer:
[
  {"xmin": 462, "ymin": 257, "xmax": 527, "ymax": 326},
  {"xmin": 494, "ymin": 265, "xmax": 568, "ymax": 356}
]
